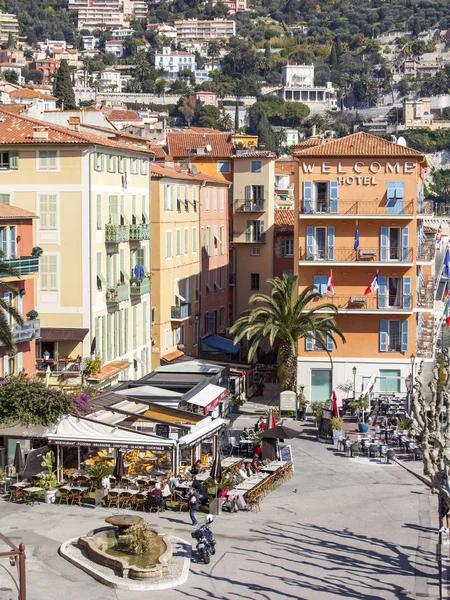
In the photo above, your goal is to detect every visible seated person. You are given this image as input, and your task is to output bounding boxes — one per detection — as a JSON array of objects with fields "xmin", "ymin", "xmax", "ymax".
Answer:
[
  {"xmin": 245, "ymin": 462, "xmax": 255, "ymax": 477},
  {"xmin": 169, "ymin": 475, "xmax": 179, "ymax": 490},
  {"xmin": 251, "ymin": 454, "xmax": 262, "ymax": 472},
  {"xmin": 240, "ymin": 427, "xmax": 250, "ymax": 440},
  {"xmin": 190, "ymin": 460, "xmax": 202, "ymax": 476},
  {"xmin": 149, "ymin": 482, "xmax": 166, "ymax": 508},
  {"xmin": 237, "ymin": 467, "xmax": 248, "ymax": 480},
  {"xmin": 160, "ymin": 479, "xmax": 172, "ymax": 499},
  {"xmin": 254, "ymin": 417, "xmax": 264, "ymax": 432}
]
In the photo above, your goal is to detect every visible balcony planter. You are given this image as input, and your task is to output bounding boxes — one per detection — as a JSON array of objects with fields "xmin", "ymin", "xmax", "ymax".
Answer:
[
  {"xmin": 358, "ymin": 423, "xmax": 369, "ymax": 433},
  {"xmin": 229, "ymin": 404, "xmax": 239, "ymax": 414}
]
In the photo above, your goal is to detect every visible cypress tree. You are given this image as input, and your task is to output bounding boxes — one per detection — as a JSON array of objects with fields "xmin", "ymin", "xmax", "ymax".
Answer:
[
  {"xmin": 329, "ymin": 44, "xmax": 338, "ymax": 66},
  {"xmin": 234, "ymin": 103, "xmax": 239, "ymax": 131},
  {"xmin": 54, "ymin": 59, "xmax": 77, "ymax": 110}
]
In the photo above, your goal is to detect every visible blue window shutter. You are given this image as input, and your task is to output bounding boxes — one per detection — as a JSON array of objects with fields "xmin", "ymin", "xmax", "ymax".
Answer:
[
  {"xmin": 327, "ymin": 226, "xmax": 335, "ymax": 260},
  {"xmin": 246, "ymin": 220, "xmax": 251, "ymax": 242},
  {"xmin": 306, "ymin": 226, "xmax": 314, "ymax": 260},
  {"xmin": 327, "ymin": 335, "xmax": 334, "ymax": 351},
  {"xmin": 396, "ymin": 181, "xmax": 404, "ymax": 199},
  {"xmin": 378, "ymin": 276, "xmax": 387, "ymax": 309},
  {"xmin": 386, "ymin": 182, "xmax": 397, "ymax": 214},
  {"xmin": 305, "ymin": 332, "xmax": 313, "ymax": 351},
  {"xmin": 387, "ymin": 182, "xmax": 396, "ymax": 200},
  {"xmin": 314, "ymin": 275, "xmax": 327, "ymax": 295},
  {"xmin": 380, "ymin": 227, "xmax": 388, "ymax": 261},
  {"xmin": 380, "ymin": 319, "xmax": 387, "ymax": 352},
  {"xmin": 401, "ymin": 319, "xmax": 409, "ymax": 353},
  {"xmin": 313, "ymin": 275, "xmax": 321, "ymax": 293},
  {"xmin": 245, "ymin": 185, "xmax": 252, "ymax": 208},
  {"xmin": 403, "ymin": 276, "xmax": 411, "ymax": 309},
  {"xmin": 402, "ymin": 226, "xmax": 409, "ymax": 261},
  {"xmin": 303, "ymin": 181, "xmax": 312, "ymax": 213},
  {"xmin": 329, "ymin": 181, "xmax": 339, "ymax": 213}
]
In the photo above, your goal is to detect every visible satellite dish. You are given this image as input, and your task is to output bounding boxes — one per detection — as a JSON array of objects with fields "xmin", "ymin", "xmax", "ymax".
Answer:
[
  {"xmin": 191, "ymin": 165, "xmax": 198, "ymax": 174},
  {"xmin": 205, "ymin": 144, "xmax": 212, "ymax": 152},
  {"xmin": 390, "ymin": 135, "xmax": 397, "ymax": 142},
  {"xmin": 397, "ymin": 136, "xmax": 407, "ymax": 147}
]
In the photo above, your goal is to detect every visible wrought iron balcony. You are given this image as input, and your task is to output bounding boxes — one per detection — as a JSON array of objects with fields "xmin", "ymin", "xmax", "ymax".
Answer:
[
  {"xmin": 298, "ymin": 246, "xmax": 414, "ymax": 263},
  {"xmin": 305, "ymin": 295, "xmax": 412, "ymax": 311},
  {"xmin": 106, "ymin": 284, "xmax": 129, "ymax": 303},
  {"xmin": 232, "ymin": 232, "xmax": 266, "ymax": 243},
  {"xmin": 130, "ymin": 276, "xmax": 151, "ymax": 296},
  {"xmin": 234, "ymin": 199, "xmax": 266, "ymax": 212},
  {"xmin": 171, "ymin": 303, "xmax": 191, "ymax": 320},
  {"xmin": 0, "ymin": 319, "xmax": 41, "ymax": 346},
  {"xmin": 0, "ymin": 256, "xmax": 39, "ymax": 277},
  {"xmin": 129, "ymin": 223, "xmax": 150, "ymax": 241},
  {"xmin": 105, "ymin": 224, "xmax": 129, "ymax": 243}
]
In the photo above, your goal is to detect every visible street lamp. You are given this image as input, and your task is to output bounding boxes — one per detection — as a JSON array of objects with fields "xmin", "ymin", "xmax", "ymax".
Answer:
[
  {"xmin": 352, "ymin": 366, "xmax": 357, "ymax": 399},
  {"xmin": 408, "ymin": 353, "xmax": 415, "ymax": 414}
]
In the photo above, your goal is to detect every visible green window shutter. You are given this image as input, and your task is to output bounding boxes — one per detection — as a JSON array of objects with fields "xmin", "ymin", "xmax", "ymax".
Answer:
[
  {"xmin": 166, "ymin": 231, "xmax": 172, "ymax": 258},
  {"xmin": 124, "ymin": 307, "xmax": 128, "ymax": 353},
  {"xmin": 100, "ymin": 153, "xmax": 104, "ymax": 171},
  {"xmin": 133, "ymin": 305, "xmax": 137, "ymax": 349},
  {"xmin": 184, "ymin": 228, "xmax": 188, "ymax": 254},
  {"xmin": 176, "ymin": 230, "xmax": 181, "ymax": 255},
  {"xmin": 96, "ymin": 252, "xmax": 106, "ymax": 286},
  {"xmin": 132, "ymin": 195, "xmax": 138, "ymax": 223},
  {"xmin": 143, "ymin": 301, "xmax": 147, "ymax": 343},
  {"xmin": 96, "ymin": 194, "xmax": 102, "ymax": 229},
  {"xmin": 118, "ymin": 156, "xmax": 124, "ymax": 174},
  {"xmin": 142, "ymin": 195, "xmax": 148, "ymax": 222},
  {"xmin": 136, "ymin": 248, "xmax": 145, "ymax": 270},
  {"xmin": 0, "ymin": 194, "xmax": 10, "ymax": 204},
  {"xmin": 113, "ymin": 156, "xmax": 117, "ymax": 173},
  {"xmin": 107, "ymin": 313, "xmax": 113, "ymax": 361},
  {"xmin": 95, "ymin": 317, "xmax": 100, "ymax": 356},
  {"xmin": 109, "ymin": 195, "xmax": 119, "ymax": 225},
  {"xmin": 119, "ymin": 310, "xmax": 123, "ymax": 355},
  {"xmin": 120, "ymin": 195, "xmax": 126, "ymax": 223},
  {"xmin": 9, "ymin": 151, "xmax": 18, "ymax": 170}
]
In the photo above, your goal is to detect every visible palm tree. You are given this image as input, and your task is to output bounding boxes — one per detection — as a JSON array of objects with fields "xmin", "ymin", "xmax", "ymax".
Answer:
[
  {"xmin": 0, "ymin": 256, "xmax": 23, "ymax": 353},
  {"xmin": 230, "ymin": 275, "xmax": 345, "ymax": 391}
]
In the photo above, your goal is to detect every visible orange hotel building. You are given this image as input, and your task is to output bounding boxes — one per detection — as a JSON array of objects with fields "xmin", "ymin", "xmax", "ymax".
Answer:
[{"xmin": 294, "ymin": 132, "xmax": 434, "ymax": 403}]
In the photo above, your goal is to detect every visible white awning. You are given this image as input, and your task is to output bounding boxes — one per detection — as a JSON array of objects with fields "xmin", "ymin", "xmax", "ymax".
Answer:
[
  {"xmin": 178, "ymin": 417, "xmax": 226, "ymax": 447},
  {"xmin": 186, "ymin": 383, "xmax": 228, "ymax": 413},
  {"xmin": 115, "ymin": 385, "xmax": 183, "ymax": 398},
  {"xmin": 0, "ymin": 415, "xmax": 175, "ymax": 450}
]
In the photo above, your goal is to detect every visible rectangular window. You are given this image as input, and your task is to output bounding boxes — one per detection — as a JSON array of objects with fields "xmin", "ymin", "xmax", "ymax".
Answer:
[
  {"xmin": 107, "ymin": 155, "xmax": 115, "ymax": 173},
  {"xmin": 0, "ymin": 227, "xmax": 6, "ymax": 256},
  {"xmin": 213, "ymin": 225, "xmax": 218, "ymax": 256},
  {"xmin": 388, "ymin": 277, "xmax": 401, "ymax": 308},
  {"xmin": 310, "ymin": 369, "xmax": 332, "ymax": 402},
  {"xmin": 379, "ymin": 369, "xmax": 401, "ymax": 393},
  {"xmin": 96, "ymin": 194, "xmax": 102, "ymax": 230},
  {"xmin": 9, "ymin": 226, "xmax": 16, "ymax": 259},
  {"xmin": 95, "ymin": 152, "xmax": 104, "ymax": 172},
  {"xmin": 205, "ymin": 188, "xmax": 210, "ymax": 211},
  {"xmin": 213, "ymin": 188, "xmax": 217, "ymax": 212},
  {"xmin": 40, "ymin": 255, "xmax": 57, "ymax": 291},
  {"xmin": 220, "ymin": 188, "xmax": 225, "ymax": 211},
  {"xmin": 251, "ymin": 160, "xmax": 262, "ymax": 173},
  {"xmin": 0, "ymin": 194, "xmax": 10, "ymax": 204},
  {"xmin": 281, "ymin": 238, "xmax": 294, "ymax": 257},
  {"xmin": 141, "ymin": 195, "xmax": 148, "ymax": 223},
  {"xmin": 184, "ymin": 228, "xmax": 188, "ymax": 255},
  {"xmin": 131, "ymin": 158, "xmax": 138, "ymax": 174},
  {"xmin": 217, "ymin": 160, "xmax": 231, "ymax": 173},
  {"xmin": 388, "ymin": 227, "xmax": 401, "ymax": 260},
  {"xmin": 38, "ymin": 150, "xmax": 58, "ymax": 171},
  {"xmin": 176, "ymin": 229, "xmax": 181, "ymax": 256},
  {"xmin": 109, "ymin": 195, "xmax": 119, "ymax": 225},
  {"xmin": 164, "ymin": 185, "xmax": 173, "ymax": 211},
  {"xmin": 118, "ymin": 156, "xmax": 125, "ymax": 173},
  {"xmin": 313, "ymin": 227, "xmax": 326, "ymax": 259},
  {"xmin": 193, "ymin": 186, "xmax": 198, "ymax": 212},
  {"xmin": 246, "ymin": 220, "xmax": 265, "ymax": 243},
  {"xmin": 133, "ymin": 305, "xmax": 137, "ymax": 349},
  {"xmin": 164, "ymin": 328, "xmax": 171, "ymax": 350},
  {"xmin": 132, "ymin": 195, "xmax": 138, "ymax": 224},
  {"xmin": 166, "ymin": 230, "xmax": 172, "ymax": 259},
  {"xmin": 388, "ymin": 320, "xmax": 401, "ymax": 352},
  {"xmin": 193, "ymin": 226, "xmax": 197, "ymax": 254},
  {"xmin": 251, "ymin": 247, "xmax": 260, "ymax": 256},
  {"xmin": 251, "ymin": 273, "xmax": 260, "ymax": 290},
  {"xmin": 313, "ymin": 275, "xmax": 328, "ymax": 295},
  {"xmin": 39, "ymin": 194, "xmax": 57, "ymax": 230},
  {"xmin": 141, "ymin": 159, "xmax": 148, "ymax": 175},
  {"xmin": 96, "ymin": 251, "xmax": 106, "ymax": 290}
]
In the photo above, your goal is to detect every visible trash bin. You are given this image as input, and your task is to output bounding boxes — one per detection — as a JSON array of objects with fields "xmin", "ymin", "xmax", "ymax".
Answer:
[{"xmin": 209, "ymin": 498, "xmax": 223, "ymax": 515}]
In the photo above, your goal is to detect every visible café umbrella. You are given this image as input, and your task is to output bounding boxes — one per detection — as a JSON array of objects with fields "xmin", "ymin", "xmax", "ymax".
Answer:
[
  {"xmin": 113, "ymin": 450, "xmax": 125, "ymax": 512},
  {"xmin": 210, "ymin": 454, "xmax": 223, "ymax": 502},
  {"xmin": 265, "ymin": 410, "xmax": 276, "ymax": 431},
  {"xmin": 263, "ymin": 409, "xmax": 277, "ymax": 460},
  {"xmin": 261, "ymin": 424, "xmax": 298, "ymax": 440},
  {"xmin": 13, "ymin": 442, "xmax": 24, "ymax": 482},
  {"xmin": 331, "ymin": 391, "xmax": 339, "ymax": 418}
]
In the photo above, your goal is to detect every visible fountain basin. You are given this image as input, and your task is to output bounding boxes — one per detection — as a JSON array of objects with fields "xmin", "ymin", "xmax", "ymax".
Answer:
[{"xmin": 77, "ymin": 524, "xmax": 172, "ymax": 581}]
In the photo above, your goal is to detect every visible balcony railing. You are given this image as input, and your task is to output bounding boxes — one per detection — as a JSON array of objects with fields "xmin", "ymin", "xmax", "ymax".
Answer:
[
  {"xmin": 130, "ymin": 276, "xmax": 150, "ymax": 296},
  {"xmin": 300, "ymin": 199, "xmax": 433, "ymax": 216},
  {"xmin": 106, "ymin": 284, "xmax": 129, "ymax": 303},
  {"xmin": 105, "ymin": 224, "xmax": 129, "ymax": 243},
  {"xmin": 129, "ymin": 223, "xmax": 150, "ymax": 241},
  {"xmin": 234, "ymin": 199, "xmax": 266, "ymax": 212},
  {"xmin": 171, "ymin": 303, "xmax": 191, "ymax": 320},
  {"xmin": 306, "ymin": 295, "xmax": 412, "ymax": 311},
  {"xmin": 0, "ymin": 319, "xmax": 40, "ymax": 346},
  {"xmin": 0, "ymin": 256, "xmax": 39, "ymax": 277},
  {"xmin": 232, "ymin": 232, "xmax": 266, "ymax": 243},
  {"xmin": 298, "ymin": 247, "xmax": 414, "ymax": 262}
]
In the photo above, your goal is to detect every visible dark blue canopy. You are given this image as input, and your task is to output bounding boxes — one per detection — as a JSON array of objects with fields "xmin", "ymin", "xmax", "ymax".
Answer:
[{"xmin": 202, "ymin": 335, "xmax": 240, "ymax": 354}]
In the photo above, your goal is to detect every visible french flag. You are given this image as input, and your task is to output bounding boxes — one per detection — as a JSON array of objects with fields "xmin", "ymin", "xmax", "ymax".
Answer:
[
  {"xmin": 364, "ymin": 271, "xmax": 379, "ymax": 295},
  {"xmin": 327, "ymin": 270, "xmax": 335, "ymax": 296},
  {"xmin": 437, "ymin": 223, "xmax": 443, "ymax": 247}
]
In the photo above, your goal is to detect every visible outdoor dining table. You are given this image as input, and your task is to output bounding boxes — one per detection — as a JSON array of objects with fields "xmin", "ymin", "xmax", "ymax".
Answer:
[
  {"xmin": 22, "ymin": 486, "xmax": 42, "ymax": 505},
  {"xmin": 109, "ymin": 488, "xmax": 139, "ymax": 495},
  {"xmin": 221, "ymin": 457, "xmax": 242, "ymax": 468},
  {"xmin": 195, "ymin": 471, "xmax": 212, "ymax": 482},
  {"xmin": 11, "ymin": 482, "xmax": 31, "ymax": 488},
  {"xmin": 60, "ymin": 485, "xmax": 87, "ymax": 492}
]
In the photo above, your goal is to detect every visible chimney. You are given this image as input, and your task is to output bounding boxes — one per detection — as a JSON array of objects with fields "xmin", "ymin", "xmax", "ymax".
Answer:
[
  {"xmin": 68, "ymin": 116, "xmax": 80, "ymax": 132},
  {"xmin": 311, "ymin": 125, "xmax": 317, "ymax": 137},
  {"xmin": 32, "ymin": 126, "xmax": 49, "ymax": 140}
]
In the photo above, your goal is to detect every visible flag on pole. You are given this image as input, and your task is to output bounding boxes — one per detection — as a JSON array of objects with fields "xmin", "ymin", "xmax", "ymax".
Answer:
[
  {"xmin": 445, "ymin": 295, "xmax": 450, "ymax": 326},
  {"xmin": 437, "ymin": 223, "xmax": 443, "ymax": 247},
  {"xmin": 327, "ymin": 269, "xmax": 335, "ymax": 296},
  {"xmin": 354, "ymin": 222, "xmax": 360, "ymax": 251},
  {"xmin": 444, "ymin": 249, "xmax": 450, "ymax": 277},
  {"xmin": 364, "ymin": 271, "xmax": 379, "ymax": 295}
]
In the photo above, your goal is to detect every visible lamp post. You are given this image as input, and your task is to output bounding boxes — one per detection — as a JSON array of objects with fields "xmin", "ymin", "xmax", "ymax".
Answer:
[
  {"xmin": 352, "ymin": 366, "xmax": 357, "ymax": 399},
  {"xmin": 408, "ymin": 353, "xmax": 415, "ymax": 414}
]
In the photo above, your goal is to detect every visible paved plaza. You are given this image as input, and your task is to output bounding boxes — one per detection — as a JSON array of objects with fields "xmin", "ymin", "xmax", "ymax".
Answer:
[{"xmin": 0, "ymin": 417, "xmax": 439, "ymax": 600}]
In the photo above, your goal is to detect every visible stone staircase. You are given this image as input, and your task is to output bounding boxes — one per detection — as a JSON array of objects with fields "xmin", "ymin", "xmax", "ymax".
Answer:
[
  {"xmin": 417, "ymin": 236, "xmax": 436, "ymax": 262},
  {"xmin": 416, "ymin": 314, "xmax": 435, "ymax": 358},
  {"xmin": 417, "ymin": 275, "xmax": 434, "ymax": 308}
]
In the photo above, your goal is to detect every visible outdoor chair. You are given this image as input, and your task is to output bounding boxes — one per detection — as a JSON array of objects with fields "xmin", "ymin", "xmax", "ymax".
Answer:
[
  {"xmin": 107, "ymin": 491, "xmax": 120, "ymax": 509},
  {"xmin": 148, "ymin": 494, "xmax": 164, "ymax": 513},
  {"xmin": 350, "ymin": 443, "xmax": 360, "ymax": 458},
  {"xmin": 175, "ymin": 492, "xmax": 189, "ymax": 513},
  {"xmin": 121, "ymin": 478, "xmax": 133, "ymax": 489},
  {"xmin": 70, "ymin": 489, "xmax": 86, "ymax": 506},
  {"xmin": 228, "ymin": 437, "xmax": 240, "ymax": 457},
  {"xmin": 368, "ymin": 444, "xmax": 379, "ymax": 458},
  {"xmin": 386, "ymin": 449, "xmax": 396, "ymax": 464},
  {"xmin": 58, "ymin": 488, "xmax": 71, "ymax": 505},
  {"xmin": 248, "ymin": 496, "xmax": 261, "ymax": 513},
  {"xmin": 120, "ymin": 491, "xmax": 134, "ymax": 509},
  {"xmin": 134, "ymin": 492, "xmax": 147, "ymax": 512},
  {"xmin": 8, "ymin": 486, "xmax": 23, "ymax": 503}
]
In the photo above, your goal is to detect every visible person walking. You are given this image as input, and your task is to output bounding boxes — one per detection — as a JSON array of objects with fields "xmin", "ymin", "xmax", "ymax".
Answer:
[{"xmin": 188, "ymin": 488, "xmax": 199, "ymax": 527}]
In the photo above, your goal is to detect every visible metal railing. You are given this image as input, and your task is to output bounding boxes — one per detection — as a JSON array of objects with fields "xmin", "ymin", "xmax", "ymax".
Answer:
[
  {"xmin": 300, "ymin": 199, "xmax": 433, "ymax": 216},
  {"xmin": 234, "ymin": 199, "xmax": 266, "ymax": 212},
  {"xmin": 129, "ymin": 223, "xmax": 150, "ymax": 241},
  {"xmin": 0, "ymin": 532, "xmax": 26, "ymax": 600},
  {"xmin": 232, "ymin": 232, "xmax": 266, "ymax": 243},
  {"xmin": 298, "ymin": 247, "xmax": 414, "ymax": 262},
  {"xmin": 0, "ymin": 319, "xmax": 40, "ymax": 346},
  {"xmin": 171, "ymin": 303, "xmax": 191, "ymax": 320},
  {"xmin": 130, "ymin": 277, "xmax": 150, "ymax": 296},
  {"xmin": 106, "ymin": 284, "xmax": 129, "ymax": 303},
  {"xmin": 105, "ymin": 224, "xmax": 129, "ymax": 243},
  {"xmin": 0, "ymin": 256, "xmax": 39, "ymax": 277},
  {"xmin": 306, "ymin": 295, "xmax": 412, "ymax": 310}
]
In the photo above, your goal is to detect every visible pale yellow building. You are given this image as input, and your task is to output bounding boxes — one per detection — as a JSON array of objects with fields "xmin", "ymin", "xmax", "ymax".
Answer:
[
  {"xmin": 403, "ymin": 98, "xmax": 432, "ymax": 128},
  {"xmin": 231, "ymin": 151, "xmax": 276, "ymax": 318},
  {"xmin": 0, "ymin": 108, "xmax": 153, "ymax": 387}
]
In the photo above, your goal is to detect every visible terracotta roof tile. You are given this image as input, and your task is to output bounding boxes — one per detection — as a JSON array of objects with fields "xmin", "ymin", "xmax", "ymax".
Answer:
[
  {"xmin": 274, "ymin": 209, "xmax": 294, "ymax": 234},
  {"xmin": 0, "ymin": 205, "xmax": 37, "ymax": 219},
  {"xmin": 232, "ymin": 151, "xmax": 276, "ymax": 159},
  {"xmin": 106, "ymin": 109, "xmax": 141, "ymax": 121},
  {"xmin": 424, "ymin": 225, "xmax": 437, "ymax": 233},
  {"xmin": 293, "ymin": 131, "xmax": 426, "ymax": 160},
  {"xmin": 151, "ymin": 162, "xmax": 229, "ymax": 185},
  {"xmin": 150, "ymin": 145, "xmax": 166, "ymax": 159},
  {"xmin": 294, "ymin": 137, "xmax": 323, "ymax": 149},
  {"xmin": 167, "ymin": 131, "xmax": 234, "ymax": 158},
  {"xmin": 9, "ymin": 88, "xmax": 58, "ymax": 101},
  {"xmin": 0, "ymin": 108, "xmax": 153, "ymax": 155}
]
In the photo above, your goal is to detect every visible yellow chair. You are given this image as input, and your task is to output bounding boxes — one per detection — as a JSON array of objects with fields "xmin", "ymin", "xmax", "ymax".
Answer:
[{"xmin": 201, "ymin": 454, "xmax": 210, "ymax": 466}]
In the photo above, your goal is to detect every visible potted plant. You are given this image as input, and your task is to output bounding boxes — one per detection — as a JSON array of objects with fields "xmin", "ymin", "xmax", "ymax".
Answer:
[
  {"xmin": 26, "ymin": 309, "xmax": 39, "ymax": 320},
  {"xmin": 84, "ymin": 355, "xmax": 102, "ymax": 376},
  {"xmin": 350, "ymin": 395, "xmax": 369, "ymax": 433},
  {"xmin": 298, "ymin": 386, "xmax": 308, "ymax": 420},
  {"xmin": 229, "ymin": 394, "xmax": 244, "ymax": 414},
  {"xmin": 38, "ymin": 451, "xmax": 58, "ymax": 504},
  {"xmin": 330, "ymin": 416, "xmax": 344, "ymax": 444},
  {"xmin": 249, "ymin": 430, "xmax": 263, "ymax": 457},
  {"xmin": 86, "ymin": 462, "xmax": 112, "ymax": 505},
  {"xmin": 31, "ymin": 246, "xmax": 43, "ymax": 258}
]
